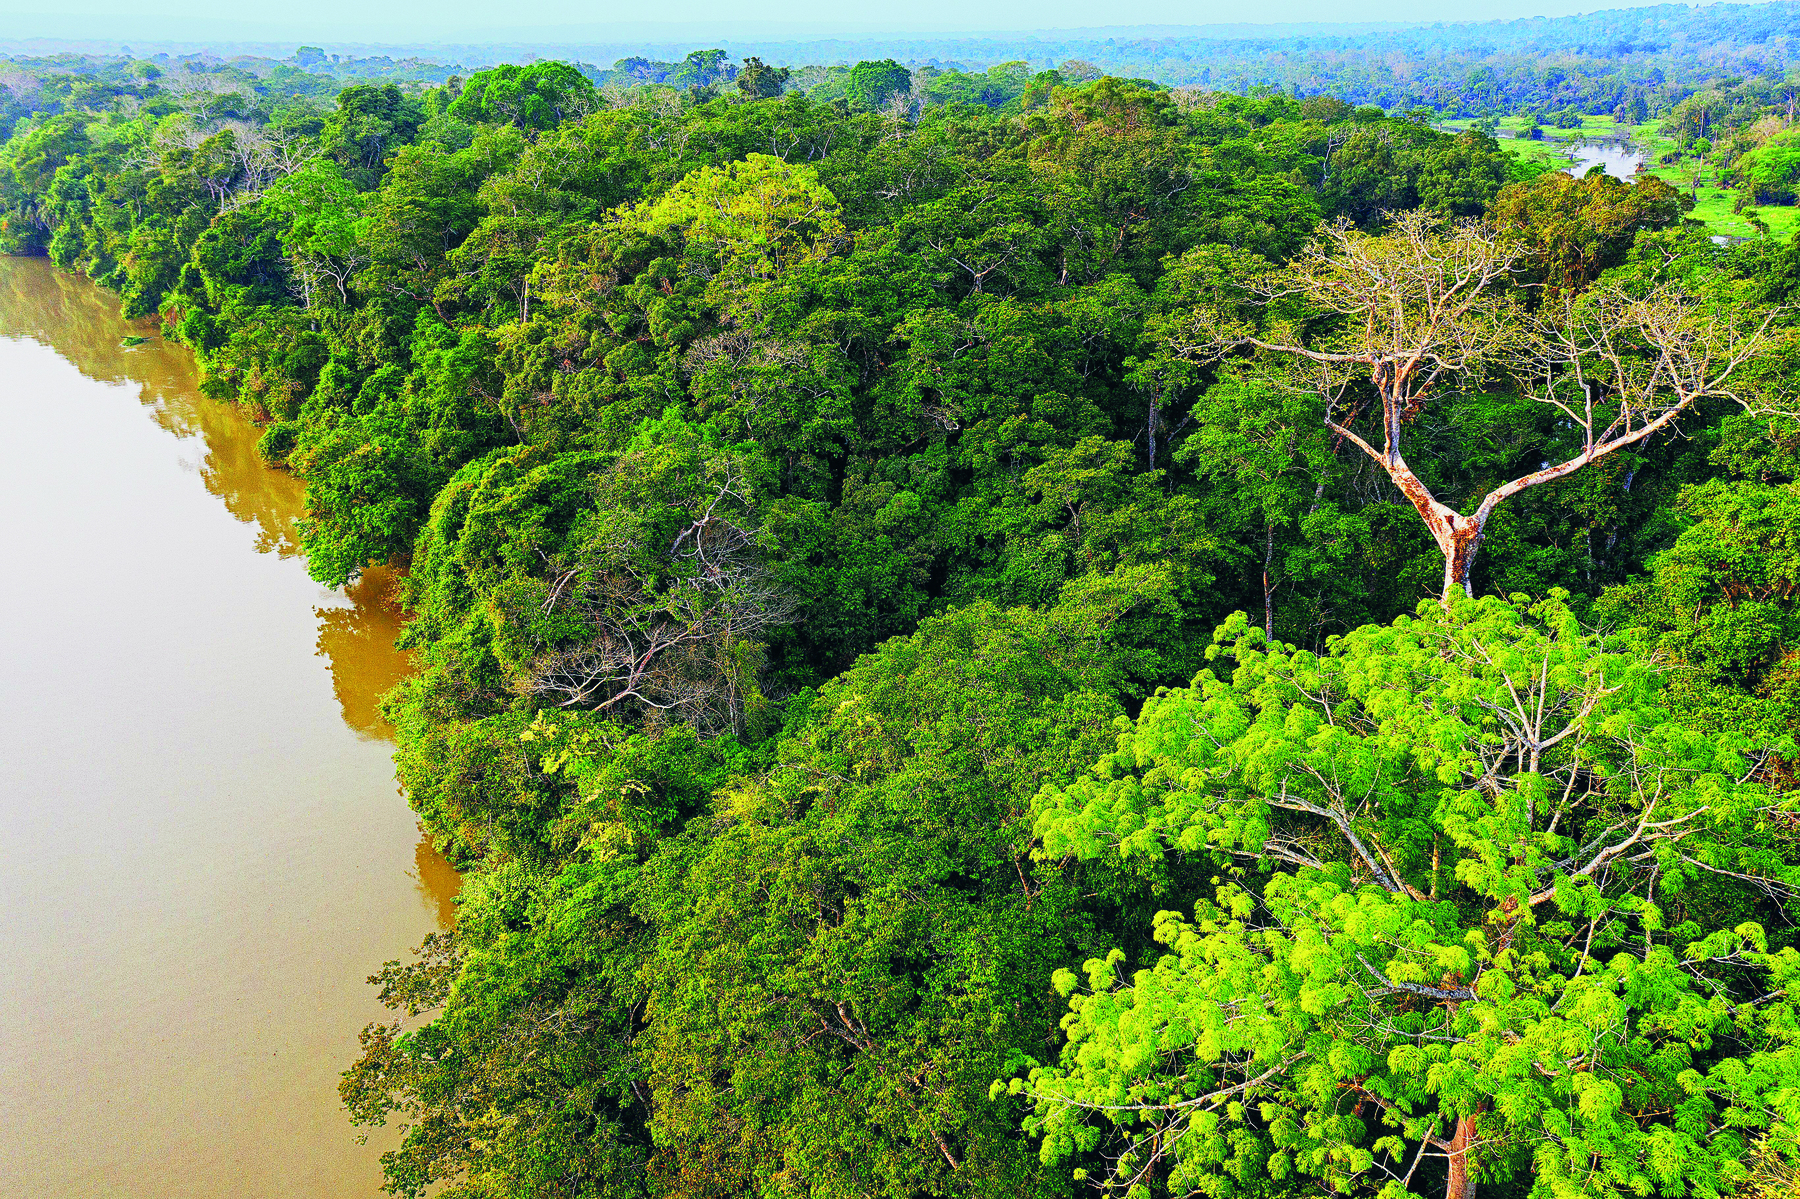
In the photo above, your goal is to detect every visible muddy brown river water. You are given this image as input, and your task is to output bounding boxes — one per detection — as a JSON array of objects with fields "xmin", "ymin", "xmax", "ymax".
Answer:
[{"xmin": 0, "ymin": 257, "xmax": 457, "ymax": 1197}]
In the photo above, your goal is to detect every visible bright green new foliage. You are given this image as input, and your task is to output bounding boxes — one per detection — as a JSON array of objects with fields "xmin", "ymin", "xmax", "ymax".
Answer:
[{"xmin": 1023, "ymin": 593, "xmax": 1800, "ymax": 1199}]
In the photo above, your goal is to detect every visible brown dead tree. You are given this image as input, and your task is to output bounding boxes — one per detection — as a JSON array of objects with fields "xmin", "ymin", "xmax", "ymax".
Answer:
[{"xmin": 517, "ymin": 469, "xmax": 795, "ymax": 736}]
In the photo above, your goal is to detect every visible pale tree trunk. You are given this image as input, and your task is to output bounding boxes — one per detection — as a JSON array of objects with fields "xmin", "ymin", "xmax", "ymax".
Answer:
[
  {"xmin": 1233, "ymin": 216, "xmax": 1767, "ymax": 616},
  {"xmin": 1147, "ymin": 393, "xmax": 1159, "ymax": 469},
  {"xmin": 1440, "ymin": 519, "xmax": 1483, "ymax": 602},
  {"xmin": 1262, "ymin": 521, "xmax": 1277, "ymax": 638},
  {"xmin": 1337, "ymin": 371, "xmax": 1495, "ymax": 605},
  {"xmin": 1371, "ymin": 440, "xmax": 1487, "ymax": 604},
  {"xmin": 1444, "ymin": 1113, "xmax": 1478, "ymax": 1199}
]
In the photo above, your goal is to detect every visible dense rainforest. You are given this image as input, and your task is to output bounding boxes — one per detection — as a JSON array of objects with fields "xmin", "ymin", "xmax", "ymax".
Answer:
[{"xmin": 13, "ymin": 44, "xmax": 1800, "ymax": 1199}]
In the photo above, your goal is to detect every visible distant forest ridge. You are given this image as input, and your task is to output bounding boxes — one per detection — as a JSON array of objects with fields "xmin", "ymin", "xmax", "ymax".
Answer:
[{"xmin": 12, "ymin": 1, "xmax": 1800, "ymax": 112}]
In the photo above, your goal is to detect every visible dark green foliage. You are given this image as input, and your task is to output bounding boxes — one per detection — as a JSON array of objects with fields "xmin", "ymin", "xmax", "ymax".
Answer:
[
  {"xmin": 1319, "ymin": 120, "xmax": 1510, "ymax": 225},
  {"xmin": 348, "ymin": 601, "xmax": 1183, "ymax": 1198},
  {"xmin": 1600, "ymin": 478, "xmax": 1800, "ymax": 744},
  {"xmin": 256, "ymin": 420, "xmax": 300, "ymax": 464},
  {"xmin": 734, "ymin": 57, "xmax": 790, "ymax": 101},
  {"xmin": 1492, "ymin": 166, "xmax": 1691, "ymax": 290},
  {"xmin": 322, "ymin": 83, "xmax": 424, "ymax": 187},
  {"xmin": 638, "ymin": 601, "xmax": 1141, "ymax": 1197},
  {"xmin": 843, "ymin": 59, "xmax": 912, "ymax": 111},
  {"xmin": 448, "ymin": 62, "xmax": 599, "ymax": 132}
]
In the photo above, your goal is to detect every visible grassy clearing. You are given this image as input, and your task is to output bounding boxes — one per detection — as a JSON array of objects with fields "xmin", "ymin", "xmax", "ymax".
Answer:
[
  {"xmin": 1643, "ymin": 168, "xmax": 1800, "ymax": 240},
  {"xmin": 1441, "ymin": 114, "xmax": 1794, "ymax": 241}
]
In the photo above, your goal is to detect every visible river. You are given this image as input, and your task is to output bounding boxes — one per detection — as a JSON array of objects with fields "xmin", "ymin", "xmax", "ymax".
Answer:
[{"xmin": 0, "ymin": 256, "xmax": 457, "ymax": 1197}]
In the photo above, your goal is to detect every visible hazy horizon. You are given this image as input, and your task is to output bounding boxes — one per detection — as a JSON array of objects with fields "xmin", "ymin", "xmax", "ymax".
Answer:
[{"xmin": 0, "ymin": 0, "xmax": 1729, "ymax": 48}]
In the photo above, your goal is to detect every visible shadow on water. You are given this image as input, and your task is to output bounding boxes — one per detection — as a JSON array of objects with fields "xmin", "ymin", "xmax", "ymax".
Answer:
[
  {"xmin": 0, "ymin": 256, "xmax": 458, "ymax": 915},
  {"xmin": 415, "ymin": 834, "xmax": 465, "ymax": 927},
  {"xmin": 317, "ymin": 565, "xmax": 415, "ymax": 741}
]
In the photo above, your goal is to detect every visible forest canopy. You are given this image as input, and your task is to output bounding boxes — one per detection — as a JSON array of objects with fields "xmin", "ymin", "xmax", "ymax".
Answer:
[{"xmin": 11, "ymin": 34, "xmax": 1800, "ymax": 1199}]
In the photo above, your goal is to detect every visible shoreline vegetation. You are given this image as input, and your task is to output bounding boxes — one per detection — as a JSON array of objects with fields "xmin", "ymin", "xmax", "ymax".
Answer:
[{"xmin": 12, "ymin": 10, "xmax": 1800, "ymax": 1198}]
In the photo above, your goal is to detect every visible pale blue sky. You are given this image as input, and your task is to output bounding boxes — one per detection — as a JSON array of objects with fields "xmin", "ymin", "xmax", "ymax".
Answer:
[{"xmin": 0, "ymin": 0, "xmax": 1714, "ymax": 42}]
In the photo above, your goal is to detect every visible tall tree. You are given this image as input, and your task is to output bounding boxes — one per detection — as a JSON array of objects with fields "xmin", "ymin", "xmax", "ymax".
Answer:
[
  {"xmin": 844, "ymin": 59, "xmax": 913, "ymax": 112},
  {"xmin": 1182, "ymin": 212, "xmax": 1783, "ymax": 601},
  {"xmin": 735, "ymin": 56, "xmax": 790, "ymax": 100},
  {"xmin": 447, "ymin": 62, "xmax": 599, "ymax": 132},
  {"xmin": 1490, "ymin": 167, "xmax": 1689, "ymax": 292}
]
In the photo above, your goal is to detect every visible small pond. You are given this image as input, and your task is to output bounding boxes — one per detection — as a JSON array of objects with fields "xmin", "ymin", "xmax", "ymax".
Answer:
[{"xmin": 1567, "ymin": 140, "xmax": 1646, "ymax": 179}]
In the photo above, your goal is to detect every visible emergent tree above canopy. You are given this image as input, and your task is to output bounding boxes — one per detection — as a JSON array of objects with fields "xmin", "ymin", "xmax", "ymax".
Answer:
[{"xmin": 1180, "ymin": 211, "xmax": 1789, "ymax": 602}]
